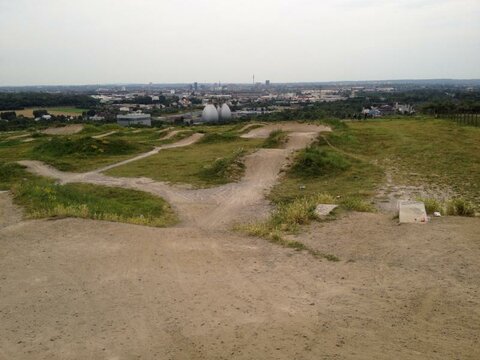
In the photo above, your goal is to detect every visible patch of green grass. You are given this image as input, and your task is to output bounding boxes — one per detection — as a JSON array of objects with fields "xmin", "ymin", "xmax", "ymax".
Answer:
[
  {"xmin": 198, "ymin": 148, "xmax": 246, "ymax": 183},
  {"xmin": 328, "ymin": 117, "xmax": 480, "ymax": 207},
  {"xmin": 417, "ymin": 196, "xmax": 475, "ymax": 217},
  {"xmin": 446, "ymin": 198, "xmax": 475, "ymax": 217},
  {"xmin": 340, "ymin": 198, "xmax": 375, "ymax": 212},
  {"xmin": 0, "ymin": 160, "xmax": 178, "ymax": 227},
  {"xmin": 106, "ymin": 136, "xmax": 264, "ymax": 188},
  {"xmin": 30, "ymin": 136, "xmax": 152, "ymax": 172},
  {"xmin": 291, "ymin": 146, "xmax": 351, "ymax": 176},
  {"xmin": 416, "ymin": 197, "xmax": 444, "ymax": 214},
  {"xmin": 272, "ymin": 117, "xmax": 480, "ymax": 212},
  {"xmin": 11, "ymin": 176, "xmax": 177, "ymax": 227},
  {"xmin": 199, "ymin": 132, "xmax": 238, "ymax": 144},
  {"xmin": 0, "ymin": 162, "xmax": 33, "ymax": 190},
  {"xmin": 270, "ymin": 148, "xmax": 383, "ymax": 205},
  {"xmin": 262, "ymin": 129, "xmax": 288, "ymax": 148},
  {"xmin": 33, "ymin": 136, "xmax": 138, "ymax": 157}
]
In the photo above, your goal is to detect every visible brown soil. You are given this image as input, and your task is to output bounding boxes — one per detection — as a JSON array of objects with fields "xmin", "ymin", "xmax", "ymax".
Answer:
[{"xmin": 2, "ymin": 123, "xmax": 479, "ymax": 359}]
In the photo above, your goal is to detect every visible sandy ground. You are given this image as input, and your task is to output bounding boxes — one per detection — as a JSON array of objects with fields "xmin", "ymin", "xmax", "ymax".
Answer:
[
  {"xmin": 92, "ymin": 131, "xmax": 118, "ymax": 139},
  {"xmin": 2, "ymin": 122, "xmax": 480, "ymax": 359},
  {"xmin": 41, "ymin": 124, "xmax": 84, "ymax": 135}
]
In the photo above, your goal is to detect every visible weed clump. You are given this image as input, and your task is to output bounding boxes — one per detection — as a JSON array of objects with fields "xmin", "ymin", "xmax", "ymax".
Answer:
[
  {"xmin": 446, "ymin": 198, "xmax": 475, "ymax": 217},
  {"xmin": 417, "ymin": 197, "xmax": 475, "ymax": 217},
  {"xmin": 416, "ymin": 197, "xmax": 443, "ymax": 214},
  {"xmin": 292, "ymin": 147, "xmax": 350, "ymax": 177}
]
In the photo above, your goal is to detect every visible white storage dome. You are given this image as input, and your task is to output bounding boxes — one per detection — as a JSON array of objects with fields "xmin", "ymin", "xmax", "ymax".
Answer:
[
  {"xmin": 219, "ymin": 103, "xmax": 232, "ymax": 121},
  {"xmin": 202, "ymin": 104, "xmax": 219, "ymax": 122}
]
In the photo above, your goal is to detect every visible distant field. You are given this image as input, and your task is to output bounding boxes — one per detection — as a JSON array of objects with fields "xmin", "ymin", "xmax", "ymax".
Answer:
[{"xmin": 10, "ymin": 107, "xmax": 86, "ymax": 117}]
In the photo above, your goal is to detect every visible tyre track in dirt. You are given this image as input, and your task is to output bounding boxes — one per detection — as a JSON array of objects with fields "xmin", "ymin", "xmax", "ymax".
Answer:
[{"xmin": 19, "ymin": 124, "xmax": 330, "ymax": 229}]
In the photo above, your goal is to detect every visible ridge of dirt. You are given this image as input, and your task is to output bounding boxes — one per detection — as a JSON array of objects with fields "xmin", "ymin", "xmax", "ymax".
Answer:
[{"xmin": 41, "ymin": 124, "xmax": 84, "ymax": 135}]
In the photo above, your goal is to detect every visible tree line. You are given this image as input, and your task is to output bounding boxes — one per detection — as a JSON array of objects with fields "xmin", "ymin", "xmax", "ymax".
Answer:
[{"xmin": 0, "ymin": 92, "xmax": 98, "ymax": 111}]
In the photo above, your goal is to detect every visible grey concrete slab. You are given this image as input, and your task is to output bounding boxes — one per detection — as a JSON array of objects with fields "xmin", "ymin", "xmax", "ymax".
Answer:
[
  {"xmin": 398, "ymin": 200, "xmax": 428, "ymax": 224},
  {"xmin": 315, "ymin": 204, "xmax": 338, "ymax": 217}
]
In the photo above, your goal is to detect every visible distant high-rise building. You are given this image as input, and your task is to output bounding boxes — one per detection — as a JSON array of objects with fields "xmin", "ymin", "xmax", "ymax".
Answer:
[
  {"xmin": 194, "ymin": 82, "xmax": 198, "ymax": 91},
  {"xmin": 265, "ymin": 80, "xmax": 270, "ymax": 86}
]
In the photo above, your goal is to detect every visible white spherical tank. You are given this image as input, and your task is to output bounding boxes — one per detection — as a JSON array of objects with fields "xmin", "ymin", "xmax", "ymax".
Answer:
[
  {"xmin": 219, "ymin": 103, "xmax": 232, "ymax": 121},
  {"xmin": 202, "ymin": 104, "xmax": 219, "ymax": 122}
]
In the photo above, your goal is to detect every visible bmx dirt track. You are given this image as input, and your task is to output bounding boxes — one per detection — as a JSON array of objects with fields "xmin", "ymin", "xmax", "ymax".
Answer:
[{"xmin": 1, "ymin": 123, "xmax": 479, "ymax": 359}]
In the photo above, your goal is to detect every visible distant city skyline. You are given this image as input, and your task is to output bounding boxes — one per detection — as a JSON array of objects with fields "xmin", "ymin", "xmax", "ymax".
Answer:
[{"xmin": 1, "ymin": 0, "xmax": 479, "ymax": 86}]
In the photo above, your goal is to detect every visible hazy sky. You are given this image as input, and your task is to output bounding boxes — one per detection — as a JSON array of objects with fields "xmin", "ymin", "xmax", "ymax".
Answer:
[{"xmin": 1, "ymin": 0, "xmax": 479, "ymax": 85}]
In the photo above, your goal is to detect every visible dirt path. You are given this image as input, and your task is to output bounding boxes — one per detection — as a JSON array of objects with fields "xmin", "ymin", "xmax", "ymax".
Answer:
[
  {"xmin": 1, "ymin": 209, "xmax": 478, "ymax": 359},
  {"xmin": 92, "ymin": 130, "xmax": 117, "ymax": 139},
  {"xmin": 92, "ymin": 133, "xmax": 204, "ymax": 173},
  {"xmin": 41, "ymin": 124, "xmax": 84, "ymax": 135},
  {"xmin": 19, "ymin": 124, "xmax": 329, "ymax": 229}
]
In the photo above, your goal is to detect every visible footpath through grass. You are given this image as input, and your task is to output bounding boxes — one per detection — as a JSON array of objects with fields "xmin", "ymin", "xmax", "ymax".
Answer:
[
  {"xmin": 0, "ymin": 162, "xmax": 178, "ymax": 227},
  {"xmin": 271, "ymin": 116, "xmax": 480, "ymax": 211}
]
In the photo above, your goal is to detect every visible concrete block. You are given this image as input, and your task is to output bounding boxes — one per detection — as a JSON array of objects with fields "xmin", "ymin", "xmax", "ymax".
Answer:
[
  {"xmin": 398, "ymin": 201, "xmax": 428, "ymax": 224},
  {"xmin": 315, "ymin": 204, "xmax": 338, "ymax": 217}
]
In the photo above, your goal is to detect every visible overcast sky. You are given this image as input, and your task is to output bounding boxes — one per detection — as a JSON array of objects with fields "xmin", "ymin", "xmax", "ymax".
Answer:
[{"xmin": 1, "ymin": 0, "xmax": 479, "ymax": 85}]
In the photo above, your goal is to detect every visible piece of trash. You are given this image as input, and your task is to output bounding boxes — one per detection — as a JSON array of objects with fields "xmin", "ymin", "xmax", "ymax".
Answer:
[
  {"xmin": 433, "ymin": 212, "xmax": 441, "ymax": 217},
  {"xmin": 299, "ymin": 185, "xmax": 306, "ymax": 190}
]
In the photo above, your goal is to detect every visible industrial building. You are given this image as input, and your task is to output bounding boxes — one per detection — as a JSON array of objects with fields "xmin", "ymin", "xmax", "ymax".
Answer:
[
  {"xmin": 201, "ymin": 103, "xmax": 232, "ymax": 122},
  {"xmin": 117, "ymin": 113, "xmax": 151, "ymax": 127}
]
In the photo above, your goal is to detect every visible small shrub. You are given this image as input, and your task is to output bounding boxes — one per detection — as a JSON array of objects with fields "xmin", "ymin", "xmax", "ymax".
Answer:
[
  {"xmin": 292, "ymin": 147, "xmax": 351, "ymax": 177},
  {"xmin": 446, "ymin": 198, "xmax": 475, "ymax": 217}
]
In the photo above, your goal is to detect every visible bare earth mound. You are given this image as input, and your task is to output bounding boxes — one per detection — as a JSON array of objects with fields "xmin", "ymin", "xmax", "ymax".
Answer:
[{"xmin": 0, "ymin": 211, "xmax": 478, "ymax": 359}]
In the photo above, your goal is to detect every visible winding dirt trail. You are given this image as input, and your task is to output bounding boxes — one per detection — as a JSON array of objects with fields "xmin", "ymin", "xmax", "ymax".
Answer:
[{"xmin": 19, "ymin": 124, "xmax": 329, "ymax": 229}]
